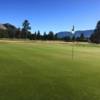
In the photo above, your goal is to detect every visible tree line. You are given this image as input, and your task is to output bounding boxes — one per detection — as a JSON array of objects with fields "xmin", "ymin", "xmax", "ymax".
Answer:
[
  {"xmin": 0, "ymin": 19, "xmax": 88, "ymax": 42},
  {"xmin": 0, "ymin": 20, "xmax": 58, "ymax": 40},
  {"xmin": 0, "ymin": 19, "xmax": 100, "ymax": 43}
]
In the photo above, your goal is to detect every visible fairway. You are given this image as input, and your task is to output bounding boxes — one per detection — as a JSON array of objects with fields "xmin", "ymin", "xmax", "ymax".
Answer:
[{"xmin": 0, "ymin": 40, "xmax": 100, "ymax": 100}]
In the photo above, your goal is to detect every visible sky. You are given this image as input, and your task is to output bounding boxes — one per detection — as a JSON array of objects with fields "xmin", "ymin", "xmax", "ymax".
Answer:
[{"xmin": 0, "ymin": 0, "xmax": 100, "ymax": 33}]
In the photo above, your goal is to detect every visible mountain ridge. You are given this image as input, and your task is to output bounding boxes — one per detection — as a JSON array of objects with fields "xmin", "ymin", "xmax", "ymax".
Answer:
[{"xmin": 56, "ymin": 30, "xmax": 94, "ymax": 38}]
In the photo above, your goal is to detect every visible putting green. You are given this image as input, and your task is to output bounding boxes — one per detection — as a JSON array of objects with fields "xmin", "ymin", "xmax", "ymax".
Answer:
[{"xmin": 0, "ymin": 40, "xmax": 100, "ymax": 100}]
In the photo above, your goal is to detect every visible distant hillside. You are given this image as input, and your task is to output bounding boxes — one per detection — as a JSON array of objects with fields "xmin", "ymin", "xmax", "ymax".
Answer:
[
  {"xmin": 56, "ymin": 31, "xmax": 72, "ymax": 38},
  {"xmin": 0, "ymin": 23, "xmax": 17, "ymax": 31},
  {"xmin": 0, "ymin": 24, "xmax": 7, "ymax": 30},
  {"xmin": 0, "ymin": 23, "xmax": 18, "ymax": 38},
  {"xmin": 75, "ymin": 30, "xmax": 94, "ymax": 38},
  {"xmin": 3, "ymin": 23, "xmax": 17, "ymax": 30},
  {"xmin": 56, "ymin": 30, "xmax": 94, "ymax": 39}
]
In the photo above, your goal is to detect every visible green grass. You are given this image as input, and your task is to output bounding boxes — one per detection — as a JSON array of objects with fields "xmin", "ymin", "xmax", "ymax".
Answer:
[{"xmin": 0, "ymin": 41, "xmax": 100, "ymax": 100}]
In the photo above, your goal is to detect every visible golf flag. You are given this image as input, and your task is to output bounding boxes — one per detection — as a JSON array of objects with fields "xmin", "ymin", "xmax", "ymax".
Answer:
[{"xmin": 72, "ymin": 25, "xmax": 75, "ymax": 32}]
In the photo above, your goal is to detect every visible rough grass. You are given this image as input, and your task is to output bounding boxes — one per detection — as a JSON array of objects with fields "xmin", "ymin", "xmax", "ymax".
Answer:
[{"xmin": 0, "ymin": 40, "xmax": 100, "ymax": 100}]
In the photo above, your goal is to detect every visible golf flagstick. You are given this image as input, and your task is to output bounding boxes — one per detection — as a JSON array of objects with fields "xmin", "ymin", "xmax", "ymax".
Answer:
[{"xmin": 72, "ymin": 25, "xmax": 75, "ymax": 60}]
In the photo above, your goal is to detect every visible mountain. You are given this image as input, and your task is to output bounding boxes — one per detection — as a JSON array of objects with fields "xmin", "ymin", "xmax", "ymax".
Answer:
[
  {"xmin": 0, "ymin": 24, "xmax": 7, "ymax": 30},
  {"xmin": 56, "ymin": 31, "xmax": 72, "ymax": 38},
  {"xmin": 0, "ymin": 23, "xmax": 17, "ymax": 30},
  {"xmin": 3, "ymin": 23, "xmax": 17, "ymax": 31},
  {"xmin": 75, "ymin": 30, "xmax": 94, "ymax": 38},
  {"xmin": 0, "ymin": 23, "xmax": 18, "ymax": 38},
  {"xmin": 56, "ymin": 30, "xmax": 94, "ymax": 39}
]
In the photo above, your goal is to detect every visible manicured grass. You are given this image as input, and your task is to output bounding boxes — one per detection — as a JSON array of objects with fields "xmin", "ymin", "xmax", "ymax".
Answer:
[{"xmin": 0, "ymin": 40, "xmax": 100, "ymax": 100}]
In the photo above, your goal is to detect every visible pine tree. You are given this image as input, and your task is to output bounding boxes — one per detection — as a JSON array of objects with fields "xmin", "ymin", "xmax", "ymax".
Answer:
[
  {"xmin": 79, "ymin": 33, "xmax": 85, "ymax": 41},
  {"xmin": 48, "ymin": 31, "xmax": 54, "ymax": 40},
  {"xmin": 43, "ymin": 32, "xmax": 47, "ymax": 40},
  {"xmin": 36, "ymin": 30, "xmax": 41, "ymax": 40},
  {"xmin": 90, "ymin": 21, "xmax": 100, "ymax": 43},
  {"xmin": 22, "ymin": 20, "xmax": 31, "ymax": 39}
]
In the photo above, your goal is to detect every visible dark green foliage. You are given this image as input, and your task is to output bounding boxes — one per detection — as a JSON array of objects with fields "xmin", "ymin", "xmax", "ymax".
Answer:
[
  {"xmin": 80, "ymin": 33, "xmax": 85, "ymax": 41},
  {"xmin": 22, "ymin": 20, "xmax": 31, "ymax": 31},
  {"xmin": 72, "ymin": 35, "xmax": 75, "ymax": 41},
  {"xmin": 22, "ymin": 20, "xmax": 31, "ymax": 39},
  {"xmin": 62, "ymin": 36, "xmax": 71, "ymax": 42},
  {"xmin": 0, "ymin": 29, "xmax": 9, "ymax": 38},
  {"xmin": 90, "ymin": 21, "xmax": 100, "ymax": 43},
  {"xmin": 30, "ymin": 34, "xmax": 35, "ymax": 40},
  {"xmin": 76, "ymin": 33, "xmax": 87, "ymax": 42},
  {"xmin": 54, "ymin": 33, "xmax": 58, "ymax": 40},
  {"xmin": 76, "ymin": 37, "xmax": 80, "ymax": 41},
  {"xmin": 15, "ymin": 28, "xmax": 21, "ymax": 39},
  {"xmin": 42, "ymin": 32, "xmax": 47, "ymax": 40},
  {"xmin": 47, "ymin": 31, "xmax": 55, "ymax": 40},
  {"xmin": 36, "ymin": 30, "xmax": 41, "ymax": 40}
]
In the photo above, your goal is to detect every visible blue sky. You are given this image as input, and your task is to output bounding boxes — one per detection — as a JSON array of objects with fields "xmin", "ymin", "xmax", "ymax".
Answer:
[{"xmin": 0, "ymin": 0, "xmax": 100, "ymax": 33}]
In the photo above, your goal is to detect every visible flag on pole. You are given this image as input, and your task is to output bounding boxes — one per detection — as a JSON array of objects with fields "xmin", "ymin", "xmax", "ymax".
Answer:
[
  {"xmin": 72, "ymin": 25, "xmax": 75, "ymax": 34},
  {"xmin": 72, "ymin": 25, "xmax": 74, "ymax": 32},
  {"xmin": 71, "ymin": 25, "xmax": 75, "ymax": 60}
]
